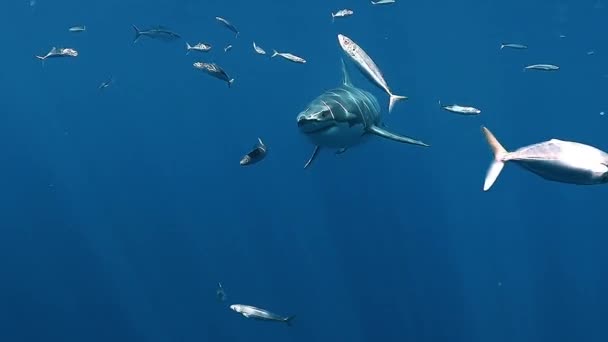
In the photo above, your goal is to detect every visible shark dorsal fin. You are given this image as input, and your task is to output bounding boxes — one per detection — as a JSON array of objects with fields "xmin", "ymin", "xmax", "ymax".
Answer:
[{"xmin": 341, "ymin": 58, "xmax": 353, "ymax": 87}]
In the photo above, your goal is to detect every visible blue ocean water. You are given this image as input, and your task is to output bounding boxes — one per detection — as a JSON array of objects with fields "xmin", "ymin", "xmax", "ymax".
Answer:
[{"xmin": 1, "ymin": 0, "xmax": 608, "ymax": 341}]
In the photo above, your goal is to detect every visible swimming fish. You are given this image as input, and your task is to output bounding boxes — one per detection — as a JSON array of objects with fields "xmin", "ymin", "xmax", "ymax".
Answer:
[
  {"xmin": 332, "ymin": 9, "xmax": 354, "ymax": 22},
  {"xmin": 186, "ymin": 42, "xmax": 211, "ymax": 54},
  {"xmin": 439, "ymin": 101, "xmax": 481, "ymax": 115},
  {"xmin": 500, "ymin": 43, "xmax": 527, "ymax": 50},
  {"xmin": 98, "ymin": 76, "xmax": 113, "ymax": 90},
  {"xmin": 216, "ymin": 17, "xmax": 239, "ymax": 38},
  {"xmin": 224, "ymin": 44, "xmax": 233, "ymax": 53},
  {"xmin": 338, "ymin": 34, "xmax": 406, "ymax": 113},
  {"xmin": 35, "ymin": 47, "xmax": 78, "ymax": 61},
  {"xmin": 216, "ymin": 282, "xmax": 226, "ymax": 302},
  {"xmin": 193, "ymin": 62, "xmax": 234, "ymax": 87},
  {"xmin": 371, "ymin": 0, "xmax": 396, "ymax": 4},
  {"xmin": 253, "ymin": 42, "xmax": 266, "ymax": 55},
  {"xmin": 240, "ymin": 138, "xmax": 268, "ymax": 166},
  {"xmin": 524, "ymin": 64, "xmax": 559, "ymax": 71},
  {"xmin": 230, "ymin": 304, "xmax": 295, "ymax": 326},
  {"xmin": 68, "ymin": 25, "xmax": 86, "ymax": 32},
  {"xmin": 271, "ymin": 50, "xmax": 306, "ymax": 64},
  {"xmin": 132, "ymin": 25, "xmax": 181, "ymax": 43},
  {"xmin": 481, "ymin": 126, "xmax": 608, "ymax": 191}
]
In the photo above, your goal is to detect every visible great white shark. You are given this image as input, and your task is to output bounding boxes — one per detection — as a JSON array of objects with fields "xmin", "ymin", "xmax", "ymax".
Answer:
[{"xmin": 296, "ymin": 60, "xmax": 430, "ymax": 168}]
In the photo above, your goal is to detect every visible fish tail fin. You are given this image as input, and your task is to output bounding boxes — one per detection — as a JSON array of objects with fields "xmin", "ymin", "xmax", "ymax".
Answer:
[
  {"xmin": 500, "ymin": 43, "xmax": 505, "ymax": 50},
  {"xmin": 332, "ymin": 13, "xmax": 335, "ymax": 23},
  {"xmin": 481, "ymin": 126, "xmax": 509, "ymax": 192},
  {"xmin": 35, "ymin": 55, "xmax": 44, "ymax": 60},
  {"xmin": 284, "ymin": 315, "xmax": 296, "ymax": 327},
  {"xmin": 186, "ymin": 42, "xmax": 191, "ymax": 54},
  {"xmin": 271, "ymin": 50, "xmax": 278, "ymax": 58},
  {"xmin": 228, "ymin": 79, "xmax": 235, "ymax": 88},
  {"xmin": 132, "ymin": 25, "xmax": 142, "ymax": 43},
  {"xmin": 388, "ymin": 94, "xmax": 408, "ymax": 113}
]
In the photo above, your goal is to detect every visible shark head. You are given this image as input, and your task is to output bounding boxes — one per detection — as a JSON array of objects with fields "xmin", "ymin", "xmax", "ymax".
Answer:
[{"xmin": 296, "ymin": 100, "xmax": 337, "ymax": 135}]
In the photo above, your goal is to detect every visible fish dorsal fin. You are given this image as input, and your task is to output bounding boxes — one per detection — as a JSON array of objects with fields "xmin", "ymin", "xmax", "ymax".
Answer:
[
  {"xmin": 341, "ymin": 58, "xmax": 353, "ymax": 86},
  {"xmin": 50, "ymin": 47, "xmax": 58, "ymax": 53}
]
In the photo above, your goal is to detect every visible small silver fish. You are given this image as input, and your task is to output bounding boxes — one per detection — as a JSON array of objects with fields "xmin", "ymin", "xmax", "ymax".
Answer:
[
  {"xmin": 132, "ymin": 25, "xmax": 181, "ymax": 43},
  {"xmin": 271, "ymin": 50, "xmax": 306, "ymax": 64},
  {"xmin": 224, "ymin": 44, "xmax": 233, "ymax": 53},
  {"xmin": 240, "ymin": 138, "xmax": 268, "ymax": 166},
  {"xmin": 230, "ymin": 304, "xmax": 295, "ymax": 326},
  {"xmin": 338, "ymin": 34, "xmax": 406, "ymax": 113},
  {"xmin": 439, "ymin": 101, "xmax": 481, "ymax": 115},
  {"xmin": 253, "ymin": 41, "xmax": 266, "ymax": 55},
  {"xmin": 481, "ymin": 126, "xmax": 608, "ymax": 191},
  {"xmin": 587, "ymin": 50, "xmax": 595, "ymax": 55},
  {"xmin": 98, "ymin": 76, "xmax": 113, "ymax": 90},
  {"xmin": 332, "ymin": 9, "xmax": 354, "ymax": 22},
  {"xmin": 186, "ymin": 42, "xmax": 211, "ymax": 54},
  {"xmin": 524, "ymin": 64, "xmax": 559, "ymax": 71},
  {"xmin": 68, "ymin": 25, "xmax": 86, "ymax": 32},
  {"xmin": 193, "ymin": 62, "xmax": 234, "ymax": 87},
  {"xmin": 500, "ymin": 43, "xmax": 527, "ymax": 50},
  {"xmin": 216, "ymin": 282, "xmax": 227, "ymax": 302},
  {"xmin": 35, "ymin": 47, "xmax": 78, "ymax": 61},
  {"xmin": 371, "ymin": 0, "xmax": 396, "ymax": 4},
  {"xmin": 216, "ymin": 16, "xmax": 239, "ymax": 38}
]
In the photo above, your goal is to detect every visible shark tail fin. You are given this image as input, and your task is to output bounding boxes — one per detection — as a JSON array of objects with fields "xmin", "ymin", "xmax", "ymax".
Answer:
[
  {"xmin": 132, "ymin": 25, "xmax": 142, "ymax": 43},
  {"xmin": 257, "ymin": 137, "xmax": 265, "ymax": 148},
  {"xmin": 271, "ymin": 49, "xmax": 278, "ymax": 58},
  {"xmin": 284, "ymin": 316, "xmax": 296, "ymax": 327},
  {"xmin": 481, "ymin": 126, "xmax": 509, "ymax": 192},
  {"xmin": 388, "ymin": 94, "xmax": 408, "ymax": 113}
]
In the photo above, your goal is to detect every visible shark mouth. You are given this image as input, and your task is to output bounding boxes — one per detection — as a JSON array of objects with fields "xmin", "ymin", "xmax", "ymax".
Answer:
[{"xmin": 297, "ymin": 117, "xmax": 335, "ymax": 134}]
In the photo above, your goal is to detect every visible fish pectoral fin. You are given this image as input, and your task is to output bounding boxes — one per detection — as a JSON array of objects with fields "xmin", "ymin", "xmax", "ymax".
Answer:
[
  {"xmin": 368, "ymin": 125, "xmax": 430, "ymax": 147},
  {"xmin": 304, "ymin": 146, "xmax": 321, "ymax": 169},
  {"xmin": 335, "ymin": 148, "xmax": 348, "ymax": 155},
  {"xmin": 242, "ymin": 313, "xmax": 251, "ymax": 318}
]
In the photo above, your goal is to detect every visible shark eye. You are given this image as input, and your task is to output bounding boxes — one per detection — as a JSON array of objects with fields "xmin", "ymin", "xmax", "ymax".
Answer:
[{"xmin": 321, "ymin": 111, "xmax": 329, "ymax": 118}]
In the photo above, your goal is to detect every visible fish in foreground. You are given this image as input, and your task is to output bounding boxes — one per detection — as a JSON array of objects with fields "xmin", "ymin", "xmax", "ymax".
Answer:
[
  {"xmin": 338, "ymin": 34, "xmax": 406, "ymax": 113},
  {"xmin": 296, "ymin": 59, "xmax": 428, "ymax": 169},
  {"xmin": 253, "ymin": 42, "xmax": 266, "ymax": 55},
  {"xmin": 230, "ymin": 304, "xmax": 295, "ymax": 326},
  {"xmin": 271, "ymin": 50, "xmax": 306, "ymax": 64},
  {"xmin": 371, "ymin": 0, "xmax": 396, "ymax": 4},
  {"xmin": 216, "ymin": 282, "xmax": 226, "ymax": 302},
  {"xmin": 439, "ymin": 101, "xmax": 481, "ymax": 115},
  {"xmin": 216, "ymin": 16, "xmax": 239, "ymax": 38},
  {"xmin": 481, "ymin": 126, "xmax": 608, "ymax": 191},
  {"xmin": 224, "ymin": 44, "xmax": 233, "ymax": 53},
  {"xmin": 186, "ymin": 42, "xmax": 211, "ymax": 54},
  {"xmin": 240, "ymin": 138, "xmax": 268, "ymax": 166},
  {"xmin": 36, "ymin": 47, "xmax": 78, "ymax": 61},
  {"xmin": 500, "ymin": 43, "xmax": 527, "ymax": 50},
  {"xmin": 69, "ymin": 25, "xmax": 86, "ymax": 32},
  {"xmin": 132, "ymin": 25, "xmax": 181, "ymax": 43},
  {"xmin": 332, "ymin": 9, "xmax": 354, "ymax": 22},
  {"xmin": 193, "ymin": 62, "xmax": 234, "ymax": 87},
  {"xmin": 524, "ymin": 64, "xmax": 559, "ymax": 71}
]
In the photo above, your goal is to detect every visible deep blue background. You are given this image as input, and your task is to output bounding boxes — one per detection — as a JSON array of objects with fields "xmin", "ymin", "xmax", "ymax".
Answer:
[{"xmin": 0, "ymin": 0, "xmax": 607, "ymax": 341}]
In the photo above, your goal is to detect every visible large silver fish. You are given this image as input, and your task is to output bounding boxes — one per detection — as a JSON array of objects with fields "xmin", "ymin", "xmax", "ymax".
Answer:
[
  {"xmin": 337, "ymin": 34, "xmax": 406, "ymax": 113},
  {"xmin": 132, "ymin": 25, "xmax": 181, "ymax": 43},
  {"xmin": 35, "ymin": 47, "xmax": 78, "ymax": 62},
  {"xmin": 193, "ymin": 62, "xmax": 234, "ymax": 87},
  {"xmin": 230, "ymin": 304, "xmax": 295, "ymax": 326},
  {"xmin": 215, "ymin": 17, "xmax": 239, "ymax": 38},
  {"xmin": 481, "ymin": 126, "xmax": 608, "ymax": 191},
  {"xmin": 296, "ymin": 59, "xmax": 428, "ymax": 168}
]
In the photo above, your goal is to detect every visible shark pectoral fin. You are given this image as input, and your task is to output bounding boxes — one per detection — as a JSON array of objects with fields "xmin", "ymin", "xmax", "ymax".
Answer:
[
  {"xmin": 368, "ymin": 125, "xmax": 430, "ymax": 147},
  {"xmin": 304, "ymin": 146, "xmax": 321, "ymax": 169},
  {"xmin": 336, "ymin": 148, "xmax": 348, "ymax": 155}
]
